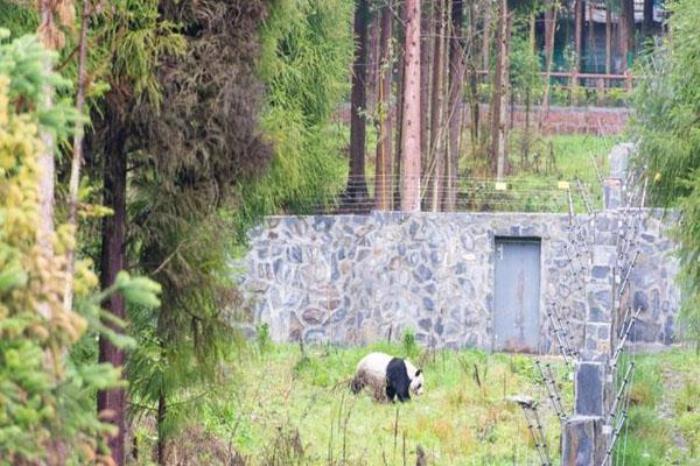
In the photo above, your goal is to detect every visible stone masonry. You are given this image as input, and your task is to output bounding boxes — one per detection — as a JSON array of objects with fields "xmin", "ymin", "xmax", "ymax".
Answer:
[{"xmin": 239, "ymin": 210, "xmax": 679, "ymax": 352}]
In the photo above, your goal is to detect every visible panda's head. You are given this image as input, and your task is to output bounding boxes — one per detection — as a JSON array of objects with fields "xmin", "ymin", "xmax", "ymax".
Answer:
[{"xmin": 404, "ymin": 360, "xmax": 424, "ymax": 396}]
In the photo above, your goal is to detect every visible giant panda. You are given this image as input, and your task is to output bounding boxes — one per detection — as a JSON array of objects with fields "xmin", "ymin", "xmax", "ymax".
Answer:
[{"xmin": 350, "ymin": 352, "xmax": 424, "ymax": 403}]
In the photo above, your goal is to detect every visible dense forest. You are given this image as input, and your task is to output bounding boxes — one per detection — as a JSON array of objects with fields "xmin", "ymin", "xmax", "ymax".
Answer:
[{"xmin": 1, "ymin": 0, "xmax": 698, "ymax": 464}]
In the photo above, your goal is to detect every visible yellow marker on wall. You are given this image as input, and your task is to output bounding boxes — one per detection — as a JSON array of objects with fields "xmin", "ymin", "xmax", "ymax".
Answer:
[
  {"xmin": 495, "ymin": 181, "xmax": 507, "ymax": 191},
  {"xmin": 557, "ymin": 181, "xmax": 570, "ymax": 190}
]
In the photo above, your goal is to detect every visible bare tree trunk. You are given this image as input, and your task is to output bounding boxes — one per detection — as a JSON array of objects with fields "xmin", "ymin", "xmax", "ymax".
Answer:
[
  {"xmin": 420, "ymin": 0, "xmax": 433, "ymax": 181},
  {"xmin": 401, "ymin": 0, "xmax": 422, "ymax": 212},
  {"xmin": 36, "ymin": 1, "xmax": 56, "ymax": 261},
  {"xmin": 445, "ymin": 0, "xmax": 464, "ymax": 212},
  {"xmin": 64, "ymin": 0, "xmax": 90, "ymax": 313},
  {"xmin": 540, "ymin": 0, "xmax": 558, "ymax": 128},
  {"xmin": 156, "ymin": 390, "xmax": 167, "ymax": 465},
  {"xmin": 619, "ymin": 0, "xmax": 634, "ymax": 72},
  {"xmin": 428, "ymin": 0, "xmax": 447, "ymax": 211},
  {"xmin": 490, "ymin": 0, "xmax": 508, "ymax": 180},
  {"xmin": 347, "ymin": 0, "xmax": 370, "ymax": 203},
  {"xmin": 98, "ymin": 106, "xmax": 128, "ymax": 466},
  {"xmin": 366, "ymin": 13, "xmax": 380, "ymax": 116},
  {"xmin": 588, "ymin": 3, "xmax": 597, "ymax": 71},
  {"xmin": 481, "ymin": 5, "xmax": 491, "ymax": 71},
  {"xmin": 394, "ymin": 6, "xmax": 405, "ymax": 209},
  {"xmin": 375, "ymin": 1, "xmax": 393, "ymax": 211},
  {"xmin": 574, "ymin": 0, "xmax": 583, "ymax": 82},
  {"xmin": 605, "ymin": 5, "xmax": 612, "ymax": 74},
  {"xmin": 466, "ymin": 1, "xmax": 479, "ymax": 150},
  {"xmin": 642, "ymin": 0, "xmax": 654, "ymax": 39}
]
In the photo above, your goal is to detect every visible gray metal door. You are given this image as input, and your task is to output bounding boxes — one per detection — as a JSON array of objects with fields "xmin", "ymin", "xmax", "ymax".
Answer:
[{"xmin": 493, "ymin": 238, "xmax": 541, "ymax": 352}]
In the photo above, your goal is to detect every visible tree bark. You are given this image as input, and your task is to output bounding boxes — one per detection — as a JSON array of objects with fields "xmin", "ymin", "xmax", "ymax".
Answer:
[
  {"xmin": 400, "ymin": 0, "xmax": 421, "ymax": 212},
  {"xmin": 642, "ymin": 0, "xmax": 654, "ymax": 41},
  {"xmin": 347, "ymin": 0, "xmax": 370, "ymax": 203},
  {"xmin": 605, "ymin": 4, "xmax": 612, "ymax": 74},
  {"xmin": 540, "ymin": 0, "xmax": 558, "ymax": 128},
  {"xmin": 428, "ymin": 0, "xmax": 447, "ymax": 212},
  {"xmin": 490, "ymin": 0, "xmax": 508, "ymax": 180},
  {"xmin": 374, "ymin": 1, "xmax": 393, "ymax": 211},
  {"xmin": 445, "ymin": 0, "xmax": 464, "ymax": 212},
  {"xmin": 481, "ymin": 5, "xmax": 491, "ymax": 71},
  {"xmin": 366, "ymin": 13, "xmax": 381, "ymax": 116},
  {"xmin": 619, "ymin": 0, "xmax": 635, "ymax": 72},
  {"xmin": 36, "ymin": 1, "xmax": 56, "ymax": 264},
  {"xmin": 98, "ymin": 106, "xmax": 128, "ymax": 466},
  {"xmin": 64, "ymin": 0, "xmax": 90, "ymax": 313},
  {"xmin": 420, "ymin": 0, "xmax": 433, "ymax": 179},
  {"xmin": 394, "ymin": 4, "xmax": 405, "ymax": 209},
  {"xmin": 574, "ymin": 0, "xmax": 583, "ymax": 79},
  {"xmin": 156, "ymin": 390, "xmax": 167, "ymax": 465}
]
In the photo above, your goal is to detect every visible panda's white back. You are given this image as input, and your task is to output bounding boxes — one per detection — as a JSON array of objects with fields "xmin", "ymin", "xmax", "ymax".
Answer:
[{"xmin": 356, "ymin": 352, "xmax": 392, "ymax": 382}]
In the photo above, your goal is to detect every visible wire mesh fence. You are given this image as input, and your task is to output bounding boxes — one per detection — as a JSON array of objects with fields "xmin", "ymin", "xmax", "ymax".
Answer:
[{"xmin": 297, "ymin": 174, "xmax": 600, "ymax": 215}]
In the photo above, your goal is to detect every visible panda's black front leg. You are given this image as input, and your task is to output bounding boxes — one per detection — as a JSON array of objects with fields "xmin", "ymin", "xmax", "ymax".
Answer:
[{"xmin": 386, "ymin": 384, "xmax": 396, "ymax": 402}]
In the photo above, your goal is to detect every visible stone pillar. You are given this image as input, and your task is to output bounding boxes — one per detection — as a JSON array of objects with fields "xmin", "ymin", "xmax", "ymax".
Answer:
[
  {"xmin": 562, "ymin": 416, "xmax": 606, "ymax": 466},
  {"xmin": 562, "ymin": 361, "xmax": 611, "ymax": 466},
  {"xmin": 603, "ymin": 143, "xmax": 634, "ymax": 210}
]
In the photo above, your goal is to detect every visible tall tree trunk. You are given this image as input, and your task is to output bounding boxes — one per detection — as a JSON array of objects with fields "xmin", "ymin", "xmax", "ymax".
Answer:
[
  {"xmin": 366, "ymin": 13, "xmax": 381, "ymax": 116},
  {"xmin": 347, "ymin": 0, "xmax": 370, "ymax": 203},
  {"xmin": 36, "ymin": 1, "xmax": 56, "ymax": 263},
  {"xmin": 375, "ymin": 1, "xmax": 393, "ymax": 211},
  {"xmin": 605, "ymin": 5, "xmax": 612, "ymax": 74},
  {"xmin": 540, "ymin": 1, "xmax": 558, "ymax": 128},
  {"xmin": 394, "ymin": 4, "xmax": 406, "ymax": 209},
  {"xmin": 466, "ymin": 1, "xmax": 479, "ymax": 150},
  {"xmin": 481, "ymin": 6, "xmax": 491, "ymax": 71},
  {"xmin": 619, "ymin": 0, "xmax": 634, "ymax": 72},
  {"xmin": 588, "ymin": 3, "xmax": 596, "ymax": 71},
  {"xmin": 642, "ymin": 0, "xmax": 653, "ymax": 38},
  {"xmin": 490, "ymin": 0, "xmax": 508, "ymax": 180},
  {"xmin": 156, "ymin": 390, "xmax": 167, "ymax": 465},
  {"xmin": 428, "ymin": 0, "xmax": 447, "ymax": 212},
  {"xmin": 445, "ymin": 0, "xmax": 464, "ymax": 212},
  {"xmin": 98, "ymin": 106, "xmax": 128, "ymax": 466},
  {"xmin": 401, "ymin": 0, "xmax": 421, "ymax": 211},
  {"xmin": 64, "ymin": 0, "xmax": 90, "ymax": 313},
  {"xmin": 420, "ymin": 1, "xmax": 433, "ymax": 180},
  {"xmin": 574, "ymin": 0, "xmax": 583, "ymax": 79}
]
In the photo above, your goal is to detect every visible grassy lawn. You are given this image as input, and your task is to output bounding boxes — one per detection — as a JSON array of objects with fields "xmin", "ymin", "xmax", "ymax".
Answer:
[
  {"xmin": 201, "ymin": 342, "xmax": 571, "ymax": 465},
  {"xmin": 616, "ymin": 349, "xmax": 700, "ymax": 466},
  {"xmin": 131, "ymin": 343, "xmax": 698, "ymax": 465},
  {"xmin": 460, "ymin": 133, "xmax": 619, "ymax": 213}
]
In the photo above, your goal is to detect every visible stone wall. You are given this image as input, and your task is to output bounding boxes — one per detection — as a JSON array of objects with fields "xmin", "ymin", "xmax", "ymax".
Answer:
[{"xmin": 239, "ymin": 210, "xmax": 680, "ymax": 352}]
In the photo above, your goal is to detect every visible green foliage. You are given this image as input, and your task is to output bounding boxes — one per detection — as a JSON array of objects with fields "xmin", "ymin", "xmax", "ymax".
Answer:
[
  {"xmin": 0, "ymin": 29, "xmax": 160, "ymax": 463},
  {"xmin": 509, "ymin": 17, "xmax": 542, "ymax": 105},
  {"xmin": 0, "ymin": 1, "xmax": 37, "ymax": 37},
  {"xmin": 234, "ymin": 0, "xmax": 354, "ymax": 236},
  {"xmin": 632, "ymin": 0, "xmax": 700, "ymax": 348}
]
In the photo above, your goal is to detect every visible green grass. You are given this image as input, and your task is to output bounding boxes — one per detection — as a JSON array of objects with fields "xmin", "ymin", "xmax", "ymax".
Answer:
[
  {"xmin": 130, "ymin": 345, "xmax": 699, "ymax": 465},
  {"xmin": 613, "ymin": 349, "xmax": 700, "ymax": 466},
  {"xmin": 132, "ymin": 343, "xmax": 572, "ymax": 465},
  {"xmin": 459, "ymin": 133, "xmax": 618, "ymax": 213}
]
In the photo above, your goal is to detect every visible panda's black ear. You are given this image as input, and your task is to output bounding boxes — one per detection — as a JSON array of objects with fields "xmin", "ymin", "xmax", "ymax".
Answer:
[{"xmin": 415, "ymin": 369, "xmax": 422, "ymax": 377}]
